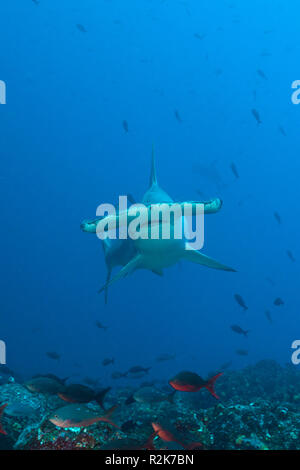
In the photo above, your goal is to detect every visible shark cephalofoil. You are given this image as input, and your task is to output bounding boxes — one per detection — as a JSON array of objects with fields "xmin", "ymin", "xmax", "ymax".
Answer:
[{"xmin": 81, "ymin": 148, "xmax": 235, "ymax": 298}]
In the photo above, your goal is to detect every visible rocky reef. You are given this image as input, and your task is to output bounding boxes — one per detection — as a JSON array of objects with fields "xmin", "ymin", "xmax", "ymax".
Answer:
[{"xmin": 0, "ymin": 360, "xmax": 299, "ymax": 450}]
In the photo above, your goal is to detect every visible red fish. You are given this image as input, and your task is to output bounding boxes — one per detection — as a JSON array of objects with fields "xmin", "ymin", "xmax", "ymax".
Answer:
[
  {"xmin": 151, "ymin": 423, "xmax": 202, "ymax": 450},
  {"xmin": 0, "ymin": 404, "xmax": 8, "ymax": 435},
  {"xmin": 169, "ymin": 371, "xmax": 223, "ymax": 399}
]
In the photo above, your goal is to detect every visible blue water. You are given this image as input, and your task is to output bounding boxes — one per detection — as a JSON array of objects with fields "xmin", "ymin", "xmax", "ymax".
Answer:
[{"xmin": 1, "ymin": 0, "xmax": 299, "ymax": 386}]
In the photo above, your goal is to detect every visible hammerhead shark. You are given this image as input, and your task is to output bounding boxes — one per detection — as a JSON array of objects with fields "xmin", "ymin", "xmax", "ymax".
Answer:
[{"xmin": 81, "ymin": 148, "xmax": 235, "ymax": 299}]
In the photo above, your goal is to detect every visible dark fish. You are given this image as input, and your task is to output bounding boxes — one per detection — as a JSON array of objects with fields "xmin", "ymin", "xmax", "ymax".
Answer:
[
  {"xmin": 214, "ymin": 68, "xmax": 223, "ymax": 76},
  {"xmin": 274, "ymin": 211, "xmax": 281, "ymax": 224},
  {"xmin": 265, "ymin": 276, "xmax": 275, "ymax": 286},
  {"xmin": 278, "ymin": 126, "xmax": 286, "ymax": 136},
  {"xmin": 194, "ymin": 33, "xmax": 206, "ymax": 40},
  {"xmin": 236, "ymin": 349, "xmax": 248, "ymax": 356},
  {"xmin": 102, "ymin": 358, "xmax": 114, "ymax": 366},
  {"xmin": 111, "ymin": 371, "xmax": 127, "ymax": 379},
  {"xmin": 230, "ymin": 325, "xmax": 249, "ymax": 337},
  {"xmin": 286, "ymin": 250, "xmax": 295, "ymax": 262},
  {"xmin": 156, "ymin": 353, "xmax": 176, "ymax": 362},
  {"xmin": 169, "ymin": 371, "xmax": 222, "ymax": 399},
  {"xmin": 58, "ymin": 384, "xmax": 110, "ymax": 409},
  {"xmin": 126, "ymin": 387, "xmax": 175, "ymax": 406},
  {"xmin": 127, "ymin": 366, "xmax": 151, "ymax": 374},
  {"xmin": 32, "ymin": 0, "xmax": 39, "ymax": 4},
  {"xmin": 32, "ymin": 374, "xmax": 69, "ymax": 386},
  {"xmin": 49, "ymin": 404, "xmax": 118, "ymax": 429},
  {"xmin": 0, "ymin": 404, "xmax": 8, "ymax": 435},
  {"xmin": 58, "ymin": 384, "xmax": 95, "ymax": 403},
  {"xmin": 95, "ymin": 321, "xmax": 108, "ymax": 331},
  {"xmin": 234, "ymin": 294, "xmax": 248, "ymax": 311},
  {"xmin": 122, "ymin": 120, "xmax": 129, "ymax": 133},
  {"xmin": 257, "ymin": 69, "xmax": 268, "ymax": 80},
  {"xmin": 274, "ymin": 297, "xmax": 284, "ymax": 306},
  {"xmin": 46, "ymin": 351, "xmax": 61, "ymax": 361},
  {"xmin": 25, "ymin": 377, "xmax": 65, "ymax": 395},
  {"xmin": 230, "ymin": 162, "xmax": 239, "ymax": 179},
  {"xmin": 251, "ymin": 108, "xmax": 262, "ymax": 125},
  {"xmin": 76, "ymin": 24, "xmax": 87, "ymax": 33},
  {"xmin": 174, "ymin": 109, "xmax": 182, "ymax": 123},
  {"xmin": 219, "ymin": 361, "xmax": 232, "ymax": 371},
  {"xmin": 264, "ymin": 310, "xmax": 273, "ymax": 324}
]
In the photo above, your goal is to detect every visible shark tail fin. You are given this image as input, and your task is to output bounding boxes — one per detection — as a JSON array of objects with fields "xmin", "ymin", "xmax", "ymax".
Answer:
[
  {"xmin": 183, "ymin": 247, "xmax": 236, "ymax": 272},
  {"xmin": 149, "ymin": 143, "xmax": 158, "ymax": 187}
]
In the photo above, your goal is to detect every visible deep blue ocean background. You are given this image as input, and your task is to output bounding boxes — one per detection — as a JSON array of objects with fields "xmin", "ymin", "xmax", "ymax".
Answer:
[{"xmin": 1, "ymin": 0, "xmax": 299, "ymax": 387}]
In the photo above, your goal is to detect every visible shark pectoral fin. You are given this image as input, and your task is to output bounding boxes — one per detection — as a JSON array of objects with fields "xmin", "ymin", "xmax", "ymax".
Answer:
[
  {"xmin": 151, "ymin": 268, "xmax": 164, "ymax": 276},
  {"xmin": 98, "ymin": 254, "xmax": 143, "ymax": 294},
  {"xmin": 183, "ymin": 247, "xmax": 236, "ymax": 272},
  {"xmin": 181, "ymin": 199, "xmax": 223, "ymax": 215}
]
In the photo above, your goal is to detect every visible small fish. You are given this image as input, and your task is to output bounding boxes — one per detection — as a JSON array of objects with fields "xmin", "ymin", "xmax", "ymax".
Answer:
[
  {"xmin": 126, "ymin": 387, "xmax": 175, "ymax": 406},
  {"xmin": 274, "ymin": 297, "xmax": 284, "ymax": 306},
  {"xmin": 156, "ymin": 353, "xmax": 176, "ymax": 362},
  {"xmin": 214, "ymin": 68, "xmax": 223, "ymax": 76},
  {"xmin": 95, "ymin": 321, "xmax": 108, "ymax": 331},
  {"xmin": 46, "ymin": 351, "xmax": 61, "ymax": 361},
  {"xmin": 49, "ymin": 404, "xmax": 118, "ymax": 429},
  {"xmin": 234, "ymin": 294, "xmax": 248, "ymax": 311},
  {"xmin": 194, "ymin": 33, "xmax": 206, "ymax": 40},
  {"xmin": 174, "ymin": 109, "xmax": 182, "ymax": 123},
  {"xmin": 111, "ymin": 371, "xmax": 127, "ymax": 380},
  {"xmin": 102, "ymin": 358, "xmax": 114, "ymax": 366},
  {"xmin": 265, "ymin": 276, "xmax": 275, "ymax": 286},
  {"xmin": 251, "ymin": 108, "xmax": 262, "ymax": 125},
  {"xmin": 219, "ymin": 361, "xmax": 232, "ymax": 371},
  {"xmin": 257, "ymin": 69, "xmax": 268, "ymax": 80},
  {"xmin": 230, "ymin": 162, "xmax": 239, "ymax": 179},
  {"xmin": 126, "ymin": 366, "xmax": 151, "ymax": 379},
  {"xmin": 274, "ymin": 211, "xmax": 281, "ymax": 224},
  {"xmin": 264, "ymin": 310, "xmax": 273, "ymax": 324},
  {"xmin": 0, "ymin": 404, "xmax": 8, "ymax": 435},
  {"xmin": 278, "ymin": 126, "xmax": 286, "ymax": 136},
  {"xmin": 76, "ymin": 24, "xmax": 87, "ymax": 33},
  {"xmin": 122, "ymin": 120, "xmax": 129, "ymax": 133},
  {"xmin": 286, "ymin": 250, "xmax": 295, "ymax": 262},
  {"xmin": 236, "ymin": 349, "xmax": 248, "ymax": 356},
  {"xmin": 230, "ymin": 325, "xmax": 249, "ymax": 337},
  {"xmin": 32, "ymin": 0, "xmax": 39, "ymax": 4},
  {"xmin": 169, "ymin": 371, "xmax": 223, "ymax": 399}
]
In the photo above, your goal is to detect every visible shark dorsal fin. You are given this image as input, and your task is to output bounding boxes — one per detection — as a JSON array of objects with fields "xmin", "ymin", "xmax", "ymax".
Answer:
[{"xmin": 149, "ymin": 143, "xmax": 158, "ymax": 187}]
